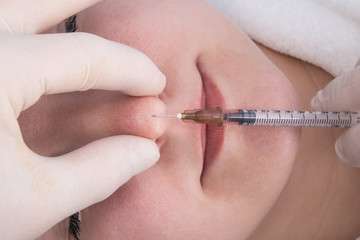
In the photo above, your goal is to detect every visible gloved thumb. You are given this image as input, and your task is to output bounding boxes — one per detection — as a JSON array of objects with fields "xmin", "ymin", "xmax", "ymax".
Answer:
[
  {"xmin": 311, "ymin": 66, "xmax": 360, "ymax": 167},
  {"xmin": 335, "ymin": 124, "xmax": 360, "ymax": 167},
  {"xmin": 311, "ymin": 66, "xmax": 360, "ymax": 111},
  {"xmin": 31, "ymin": 135, "xmax": 159, "ymax": 237}
]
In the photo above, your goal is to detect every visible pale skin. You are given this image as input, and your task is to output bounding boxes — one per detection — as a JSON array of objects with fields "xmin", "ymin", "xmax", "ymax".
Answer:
[
  {"xmin": 251, "ymin": 45, "xmax": 360, "ymax": 239},
  {"xmin": 19, "ymin": 0, "xmax": 360, "ymax": 239}
]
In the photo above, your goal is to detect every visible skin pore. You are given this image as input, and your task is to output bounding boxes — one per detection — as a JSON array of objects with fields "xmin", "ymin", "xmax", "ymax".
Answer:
[{"xmin": 18, "ymin": 0, "xmax": 360, "ymax": 239}]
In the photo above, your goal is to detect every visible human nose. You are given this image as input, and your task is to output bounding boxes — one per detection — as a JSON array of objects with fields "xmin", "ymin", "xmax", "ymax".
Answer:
[
  {"xmin": 19, "ymin": 92, "xmax": 168, "ymax": 157},
  {"xmin": 109, "ymin": 96, "xmax": 168, "ymax": 141}
]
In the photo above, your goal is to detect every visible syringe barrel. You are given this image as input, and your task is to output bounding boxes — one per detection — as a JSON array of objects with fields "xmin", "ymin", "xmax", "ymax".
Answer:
[{"xmin": 223, "ymin": 109, "xmax": 360, "ymax": 128}]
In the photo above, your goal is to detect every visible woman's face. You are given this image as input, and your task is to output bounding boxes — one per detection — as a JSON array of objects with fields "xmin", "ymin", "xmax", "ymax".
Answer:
[{"xmin": 30, "ymin": 0, "xmax": 301, "ymax": 239}]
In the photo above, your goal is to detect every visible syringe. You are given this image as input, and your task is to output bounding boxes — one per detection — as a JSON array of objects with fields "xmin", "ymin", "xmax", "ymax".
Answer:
[{"xmin": 152, "ymin": 107, "xmax": 360, "ymax": 128}]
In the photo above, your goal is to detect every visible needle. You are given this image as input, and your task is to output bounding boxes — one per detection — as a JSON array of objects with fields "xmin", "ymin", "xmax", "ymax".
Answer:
[{"xmin": 152, "ymin": 115, "xmax": 178, "ymax": 118}]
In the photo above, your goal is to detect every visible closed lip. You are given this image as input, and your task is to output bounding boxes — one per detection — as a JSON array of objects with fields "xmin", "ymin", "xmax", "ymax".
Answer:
[{"xmin": 200, "ymin": 70, "xmax": 225, "ymax": 175}]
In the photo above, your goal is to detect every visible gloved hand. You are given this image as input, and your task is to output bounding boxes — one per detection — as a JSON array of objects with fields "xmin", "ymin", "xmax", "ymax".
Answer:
[
  {"xmin": 311, "ymin": 66, "xmax": 360, "ymax": 167},
  {"xmin": 0, "ymin": 1, "xmax": 165, "ymax": 239}
]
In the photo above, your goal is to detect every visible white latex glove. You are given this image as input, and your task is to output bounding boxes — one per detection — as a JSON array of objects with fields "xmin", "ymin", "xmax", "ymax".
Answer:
[
  {"xmin": 0, "ymin": 1, "xmax": 166, "ymax": 240},
  {"xmin": 311, "ymin": 66, "xmax": 360, "ymax": 167}
]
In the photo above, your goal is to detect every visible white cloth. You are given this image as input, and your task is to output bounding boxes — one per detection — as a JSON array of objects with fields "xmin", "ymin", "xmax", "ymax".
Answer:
[{"xmin": 205, "ymin": 0, "xmax": 360, "ymax": 76}]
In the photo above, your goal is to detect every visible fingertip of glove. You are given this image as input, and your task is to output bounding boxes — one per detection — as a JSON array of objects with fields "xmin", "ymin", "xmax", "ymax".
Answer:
[
  {"xmin": 335, "ymin": 137, "xmax": 360, "ymax": 168},
  {"xmin": 150, "ymin": 68, "xmax": 166, "ymax": 95},
  {"xmin": 150, "ymin": 60, "xmax": 166, "ymax": 94},
  {"xmin": 310, "ymin": 90, "xmax": 323, "ymax": 110},
  {"xmin": 158, "ymin": 71, "xmax": 166, "ymax": 92},
  {"xmin": 129, "ymin": 138, "xmax": 160, "ymax": 175}
]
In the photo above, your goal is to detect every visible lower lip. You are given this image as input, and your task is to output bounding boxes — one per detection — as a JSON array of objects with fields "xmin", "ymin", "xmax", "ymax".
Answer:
[{"xmin": 200, "ymin": 71, "xmax": 225, "ymax": 171}]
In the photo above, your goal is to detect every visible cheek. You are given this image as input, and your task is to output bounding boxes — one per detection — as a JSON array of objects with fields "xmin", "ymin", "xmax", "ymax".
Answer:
[{"xmin": 80, "ymin": 169, "xmax": 204, "ymax": 239}]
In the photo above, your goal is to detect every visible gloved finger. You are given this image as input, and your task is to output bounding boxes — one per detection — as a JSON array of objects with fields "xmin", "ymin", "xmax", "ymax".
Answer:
[
  {"xmin": 1, "ymin": 32, "xmax": 165, "ymax": 117},
  {"xmin": 29, "ymin": 135, "xmax": 159, "ymax": 239},
  {"xmin": 311, "ymin": 66, "xmax": 360, "ymax": 111},
  {"xmin": 335, "ymin": 124, "xmax": 360, "ymax": 167},
  {"xmin": 0, "ymin": 0, "xmax": 100, "ymax": 33}
]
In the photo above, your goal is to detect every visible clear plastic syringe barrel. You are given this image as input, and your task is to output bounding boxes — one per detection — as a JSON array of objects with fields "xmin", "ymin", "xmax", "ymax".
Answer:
[{"xmin": 223, "ymin": 109, "xmax": 360, "ymax": 128}]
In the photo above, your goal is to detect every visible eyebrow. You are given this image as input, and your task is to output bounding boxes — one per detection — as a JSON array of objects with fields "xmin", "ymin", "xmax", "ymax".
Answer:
[
  {"xmin": 69, "ymin": 212, "xmax": 81, "ymax": 240},
  {"xmin": 65, "ymin": 15, "xmax": 78, "ymax": 33}
]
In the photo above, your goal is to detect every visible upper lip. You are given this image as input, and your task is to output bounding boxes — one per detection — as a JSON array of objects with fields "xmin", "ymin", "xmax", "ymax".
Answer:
[{"xmin": 199, "ymin": 68, "xmax": 225, "ymax": 176}]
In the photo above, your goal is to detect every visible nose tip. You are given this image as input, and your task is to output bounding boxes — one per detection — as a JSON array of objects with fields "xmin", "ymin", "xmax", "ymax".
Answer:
[
  {"xmin": 113, "ymin": 97, "xmax": 167, "ymax": 140},
  {"xmin": 139, "ymin": 97, "xmax": 168, "ymax": 140}
]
